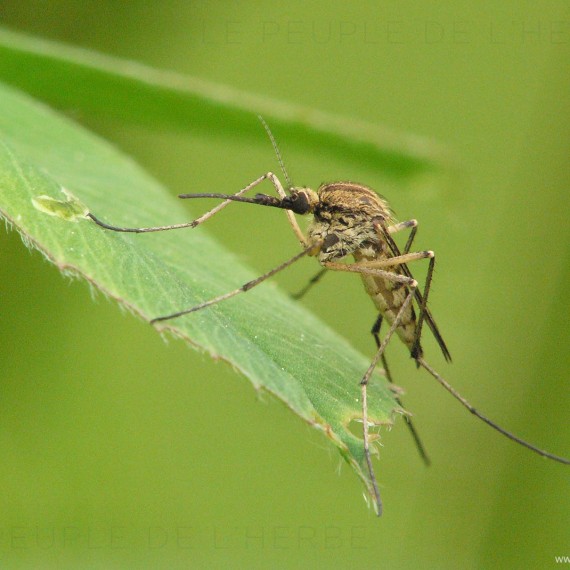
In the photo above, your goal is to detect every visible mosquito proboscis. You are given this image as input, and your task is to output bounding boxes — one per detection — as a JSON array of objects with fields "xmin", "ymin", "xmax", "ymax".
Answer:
[{"xmin": 87, "ymin": 117, "xmax": 569, "ymax": 516}]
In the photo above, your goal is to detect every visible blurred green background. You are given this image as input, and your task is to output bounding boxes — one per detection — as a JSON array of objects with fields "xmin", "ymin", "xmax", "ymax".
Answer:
[{"xmin": 1, "ymin": 1, "xmax": 569, "ymax": 568}]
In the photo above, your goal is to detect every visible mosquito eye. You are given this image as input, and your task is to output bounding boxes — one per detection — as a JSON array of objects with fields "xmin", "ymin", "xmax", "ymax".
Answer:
[{"xmin": 287, "ymin": 192, "xmax": 310, "ymax": 214}]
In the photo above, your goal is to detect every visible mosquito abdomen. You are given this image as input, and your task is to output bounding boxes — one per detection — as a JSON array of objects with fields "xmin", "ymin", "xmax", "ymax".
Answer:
[{"xmin": 361, "ymin": 271, "xmax": 420, "ymax": 357}]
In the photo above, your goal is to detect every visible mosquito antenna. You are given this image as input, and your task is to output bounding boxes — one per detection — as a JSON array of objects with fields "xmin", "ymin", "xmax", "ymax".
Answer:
[
  {"xmin": 258, "ymin": 115, "xmax": 293, "ymax": 190},
  {"xmin": 418, "ymin": 357, "xmax": 570, "ymax": 464}
]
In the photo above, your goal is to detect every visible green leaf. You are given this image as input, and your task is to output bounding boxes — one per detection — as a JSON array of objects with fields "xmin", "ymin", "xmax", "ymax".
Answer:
[
  {"xmin": 0, "ymin": 26, "xmax": 451, "ymax": 181},
  {"xmin": 0, "ymin": 81, "xmax": 400, "ymax": 507}
]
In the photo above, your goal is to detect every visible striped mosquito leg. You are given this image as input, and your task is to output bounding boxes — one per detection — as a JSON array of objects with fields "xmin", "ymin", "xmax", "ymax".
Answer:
[
  {"xmin": 359, "ymin": 374, "xmax": 381, "ymax": 514},
  {"xmin": 360, "ymin": 285, "xmax": 416, "ymax": 387},
  {"xmin": 322, "ymin": 259, "xmax": 419, "ymax": 515}
]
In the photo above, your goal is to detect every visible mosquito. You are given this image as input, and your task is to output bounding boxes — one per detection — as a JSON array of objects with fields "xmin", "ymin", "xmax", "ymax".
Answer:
[{"xmin": 87, "ymin": 117, "xmax": 569, "ymax": 516}]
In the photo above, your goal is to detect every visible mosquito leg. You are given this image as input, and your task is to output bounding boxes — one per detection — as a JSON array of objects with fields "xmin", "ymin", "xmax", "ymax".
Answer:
[
  {"xmin": 371, "ymin": 315, "xmax": 431, "ymax": 466},
  {"xmin": 361, "ymin": 289, "xmax": 416, "ymax": 392},
  {"xmin": 371, "ymin": 314, "xmax": 383, "ymax": 344},
  {"xmin": 360, "ymin": 287, "xmax": 417, "ymax": 516},
  {"xmin": 151, "ymin": 244, "xmax": 316, "ymax": 324},
  {"xmin": 368, "ymin": 250, "xmax": 434, "ymax": 269},
  {"xmin": 88, "ymin": 173, "xmax": 272, "ymax": 233},
  {"xmin": 291, "ymin": 268, "xmax": 328, "ymax": 300},
  {"xmin": 359, "ymin": 374, "xmax": 379, "ymax": 514},
  {"xmin": 417, "ymin": 357, "xmax": 570, "ymax": 465},
  {"xmin": 322, "ymin": 259, "xmax": 421, "ymax": 284},
  {"xmin": 376, "ymin": 220, "xmax": 452, "ymax": 362},
  {"xmin": 387, "ymin": 219, "xmax": 418, "ymax": 255},
  {"xmin": 387, "ymin": 220, "xmax": 430, "ymax": 360},
  {"xmin": 403, "ymin": 226, "xmax": 418, "ymax": 255},
  {"xmin": 411, "ymin": 255, "xmax": 435, "ymax": 360},
  {"xmin": 87, "ymin": 211, "xmax": 199, "ymax": 234},
  {"xmin": 181, "ymin": 172, "xmax": 307, "ymax": 246},
  {"xmin": 322, "ymin": 260, "xmax": 419, "ymax": 514},
  {"xmin": 89, "ymin": 171, "xmax": 308, "ymax": 245},
  {"xmin": 182, "ymin": 173, "xmax": 285, "ymax": 227}
]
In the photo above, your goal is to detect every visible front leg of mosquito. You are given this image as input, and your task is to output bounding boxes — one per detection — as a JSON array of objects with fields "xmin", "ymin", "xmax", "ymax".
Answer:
[
  {"xmin": 88, "ymin": 171, "xmax": 306, "ymax": 243},
  {"xmin": 265, "ymin": 173, "xmax": 307, "ymax": 246},
  {"xmin": 87, "ymin": 173, "xmax": 274, "ymax": 233},
  {"xmin": 181, "ymin": 172, "xmax": 307, "ymax": 246},
  {"xmin": 182, "ymin": 172, "xmax": 285, "ymax": 229}
]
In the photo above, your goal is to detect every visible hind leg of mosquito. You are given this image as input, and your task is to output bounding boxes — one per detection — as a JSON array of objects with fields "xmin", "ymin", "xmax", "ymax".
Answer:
[
  {"xmin": 363, "ymin": 221, "xmax": 432, "ymax": 466},
  {"xmin": 88, "ymin": 171, "xmax": 307, "ymax": 245},
  {"xmin": 364, "ymin": 285, "xmax": 416, "ymax": 515},
  {"xmin": 418, "ymin": 357, "xmax": 570, "ymax": 465},
  {"xmin": 321, "ymin": 259, "xmax": 420, "ymax": 515},
  {"xmin": 381, "ymin": 223, "xmax": 569, "ymax": 466},
  {"xmin": 371, "ymin": 315, "xmax": 430, "ymax": 466}
]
